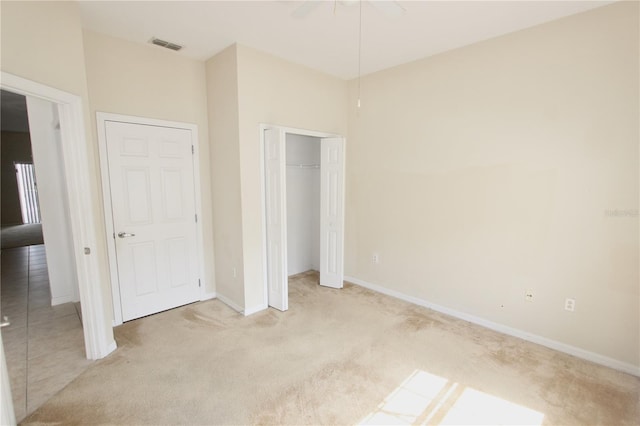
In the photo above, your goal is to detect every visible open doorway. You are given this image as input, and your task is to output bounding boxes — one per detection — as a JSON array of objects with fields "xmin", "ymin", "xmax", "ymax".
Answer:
[
  {"xmin": 1, "ymin": 90, "xmax": 80, "ymax": 304},
  {"xmin": 286, "ymin": 134, "xmax": 321, "ymax": 277},
  {"xmin": 0, "ymin": 72, "xmax": 115, "ymax": 424},
  {"xmin": 262, "ymin": 125, "xmax": 345, "ymax": 312},
  {"xmin": 0, "ymin": 90, "xmax": 43, "ymax": 249},
  {"xmin": 0, "ymin": 89, "xmax": 90, "ymax": 421},
  {"xmin": 0, "ymin": 72, "xmax": 114, "ymax": 361}
]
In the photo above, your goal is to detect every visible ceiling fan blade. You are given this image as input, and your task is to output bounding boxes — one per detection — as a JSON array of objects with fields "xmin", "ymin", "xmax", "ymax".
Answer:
[
  {"xmin": 292, "ymin": 1, "xmax": 323, "ymax": 18},
  {"xmin": 369, "ymin": 0, "xmax": 406, "ymax": 17}
]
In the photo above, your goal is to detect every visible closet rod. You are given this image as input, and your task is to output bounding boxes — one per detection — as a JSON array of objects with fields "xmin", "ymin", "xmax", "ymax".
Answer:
[{"xmin": 286, "ymin": 163, "xmax": 320, "ymax": 169}]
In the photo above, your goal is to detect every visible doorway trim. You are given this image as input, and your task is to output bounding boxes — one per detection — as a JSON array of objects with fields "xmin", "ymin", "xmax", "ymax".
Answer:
[
  {"xmin": 259, "ymin": 124, "xmax": 346, "ymax": 312},
  {"xmin": 96, "ymin": 112, "xmax": 207, "ymax": 325},
  {"xmin": 0, "ymin": 72, "xmax": 115, "ymax": 360}
]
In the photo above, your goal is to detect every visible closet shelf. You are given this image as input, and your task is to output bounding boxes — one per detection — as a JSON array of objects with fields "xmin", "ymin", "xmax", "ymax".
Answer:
[{"xmin": 286, "ymin": 164, "xmax": 320, "ymax": 169}]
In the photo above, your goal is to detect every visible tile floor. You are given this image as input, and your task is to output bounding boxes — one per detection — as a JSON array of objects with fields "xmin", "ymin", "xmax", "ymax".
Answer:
[{"xmin": 1, "ymin": 244, "xmax": 92, "ymax": 422}]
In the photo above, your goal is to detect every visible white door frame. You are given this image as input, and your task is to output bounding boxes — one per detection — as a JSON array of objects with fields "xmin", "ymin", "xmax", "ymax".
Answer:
[
  {"xmin": 97, "ymin": 112, "xmax": 207, "ymax": 326},
  {"xmin": 0, "ymin": 72, "xmax": 116, "ymax": 360},
  {"xmin": 259, "ymin": 124, "xmax": 346, "ymax": 310}
]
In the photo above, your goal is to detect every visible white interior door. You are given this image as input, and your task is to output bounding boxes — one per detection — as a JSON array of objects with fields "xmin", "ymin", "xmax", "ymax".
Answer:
[
  {"xmin": 26, "ymin": 96, "xmax": 79, "ymax": 305},
  {"xmin": 264, "ymin": 128, "xmax": 288, "ymax": 311},
  {"xmin": 319, "ymin": 137, "xmax": 345, "ymax": 288},
  {"xmin": 105, "ymin": 121, "xmax": 200, "ymax": 322}
]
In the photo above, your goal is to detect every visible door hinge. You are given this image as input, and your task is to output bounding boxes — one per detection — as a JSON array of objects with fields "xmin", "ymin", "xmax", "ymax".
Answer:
[
  {"xmin": 191, "ymin": 145, "xmax": 195, "ymax": 154},
  {"xmin": 198, "ymin": 279, "xmax": 201, "ymax": 287},
  {"xmin": 195, "ymin": 214, "xmax": 198, "ymax": 223}
]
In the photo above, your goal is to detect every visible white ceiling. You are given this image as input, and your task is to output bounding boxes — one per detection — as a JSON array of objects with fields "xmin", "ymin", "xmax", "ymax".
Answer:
[{"xmin": 79, "ymin": 1, "xmax": 613, "ymax": 80}]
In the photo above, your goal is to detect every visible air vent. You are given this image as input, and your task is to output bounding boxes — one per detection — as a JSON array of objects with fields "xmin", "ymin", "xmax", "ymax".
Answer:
[{"xmin": 149, "ymin": 37, "xmax": 183, "ymax": 51}]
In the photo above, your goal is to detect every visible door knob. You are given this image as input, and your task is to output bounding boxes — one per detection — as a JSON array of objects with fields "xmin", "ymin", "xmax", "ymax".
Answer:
[
  {"xmin": 118, "ymin": 232, "xmax": 136, "ymax": 238},
  {"xmin": 0, "ymin": 316, "xmax": 10, "ymax": 328}
]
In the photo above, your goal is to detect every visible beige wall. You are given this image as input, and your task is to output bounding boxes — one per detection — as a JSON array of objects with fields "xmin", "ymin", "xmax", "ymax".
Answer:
[
  {"xmin": 82, "ymin": 30, "xmax": 215, "ymax": 294},
  {"xmin": 346, "ymin": 2, "xmax": 639, "ymax": 367},
  {"xmin": 0, "ymin": 1, "xmax": 114, "ymax": 343},
  {"xmin": 205, "ymin": 45, "xmax": 245, "ymax": 308},
  {"xmin": 235, "ymin": 45, "xmax": 348, "ymax": 311},
  {"xmin": 1, "ymin": 1, "xmax": 89, "ymax": 97}
]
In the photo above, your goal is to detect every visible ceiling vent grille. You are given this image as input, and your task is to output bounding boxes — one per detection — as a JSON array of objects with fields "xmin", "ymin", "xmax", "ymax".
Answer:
[{"xmin": 150, "ymin": 37, "xmax": 183, "ymax": 51}]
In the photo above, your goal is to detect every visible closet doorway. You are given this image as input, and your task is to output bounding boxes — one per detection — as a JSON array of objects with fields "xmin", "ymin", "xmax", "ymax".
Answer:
[{"xmin": 262, "ymin": 126, "xmax": 345, "ymax": 311}]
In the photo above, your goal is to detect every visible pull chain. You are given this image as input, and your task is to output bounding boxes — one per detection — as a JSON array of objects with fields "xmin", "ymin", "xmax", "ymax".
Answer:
[{"xmin": 357, "ymin": 0, "xmax": 362, "ymax": 109}]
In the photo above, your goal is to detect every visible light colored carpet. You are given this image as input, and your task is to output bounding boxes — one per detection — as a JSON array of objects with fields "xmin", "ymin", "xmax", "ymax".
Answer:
[
  {"xmin": 21, "ymin": 271, "xmax": 639, "ymax": 425},
  {"xmin": 1, "ymin": 224, "xmax": 44, "ymax": 249}
]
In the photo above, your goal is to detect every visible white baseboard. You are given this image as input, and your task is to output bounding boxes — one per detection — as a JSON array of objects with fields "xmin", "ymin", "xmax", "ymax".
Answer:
[
  {"xmin": 216, "ymin": 293, "xmax": 243, "ymax": 313},
  {"xmin": 51, "ymin": 295, "xmax": 75, "ymax": 306},
  {"xmin": 200, "ymin": 291, "xmax": 217, "ymax": 301},
  {"xmin": 344, "ymin": 275, "xmax": 640, "ymax": 377},
  {"xmin": 244, "ymin": 304, "xmax": 268, "ymax": 316}
]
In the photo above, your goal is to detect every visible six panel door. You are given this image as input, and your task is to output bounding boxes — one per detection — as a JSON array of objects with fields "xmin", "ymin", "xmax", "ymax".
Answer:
[{"xmin": 105, "ymin": 121, "xmax": 199, "ymax": 321}]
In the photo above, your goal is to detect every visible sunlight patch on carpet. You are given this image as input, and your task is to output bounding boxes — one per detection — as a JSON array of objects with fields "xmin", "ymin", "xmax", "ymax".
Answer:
[{"xmin": 359, "ymin": 370, "xmax": 545, "ymax": 425}]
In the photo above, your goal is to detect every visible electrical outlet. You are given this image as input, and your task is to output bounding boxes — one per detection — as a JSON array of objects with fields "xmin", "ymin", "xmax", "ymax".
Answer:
[
  {"xmin": 525, "ymin": 290, "xmax": 534, "ymax": 302},
  {"xmin": 564, "ymin": 298, "xmax": 575, "ymax": 312},
  {"xmin": 372, "ymin": 253, "xmax": 379, "ymax": 264}
]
